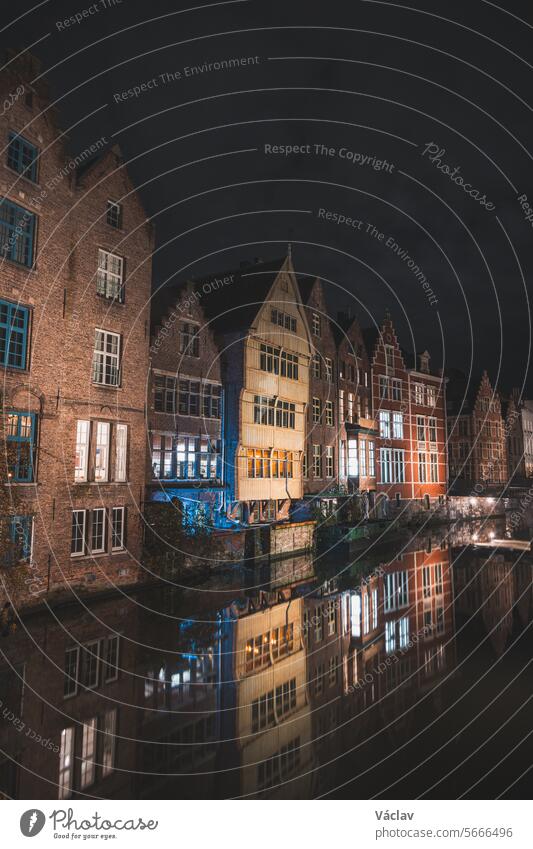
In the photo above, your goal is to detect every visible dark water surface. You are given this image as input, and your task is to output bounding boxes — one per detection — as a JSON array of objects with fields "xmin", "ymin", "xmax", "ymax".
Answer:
[{"xmin": 1, "ymin": 523, "xmax": 531, "ymax": 799}]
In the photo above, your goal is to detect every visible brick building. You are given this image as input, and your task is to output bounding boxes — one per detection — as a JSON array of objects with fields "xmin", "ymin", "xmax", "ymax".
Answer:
[
  {"xmin": 147, "ymin": 280, "xmax": 224, "ymax": 526},
  {"xmin": 447, "ymin": 370, "xmax": 508, "ymax": 490},
  {"xmin": 505, "ymin": 391, "xmax": 533, "ymax": 481},
  {"xmin": 0, "ymin": 53, "xmax": 153, "ymax": 597},
  {"xmin": 366, "ymin": 315, "xmax": 447, "ymax": 517}
]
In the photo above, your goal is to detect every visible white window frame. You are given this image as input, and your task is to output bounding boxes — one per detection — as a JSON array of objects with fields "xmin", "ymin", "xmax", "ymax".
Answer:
[
  {"xmin": 71, "ymin": 510, "xmax": 86, "ymax": 557},
  {"xmin": 111, "ymin": 506, "xmax": 125, "ymax": 551},
  {"xmin": 392, "ymin": 411, "xmax": 404, "ymax": 439},
  {"xmin": 80, "ymin": 717, "xmax": 97, "ymax": 789},
  {"xmin": 95, "ymin": 421, "xmax": 110, "ymax": 482},
  {"xmin": 75, "ymin": 420, "xmax": 90, "ymax": 482},
  {"xmin": 93, "ymin": 329, "xmax": 120, "ymax": 387},
  {"xmin": 58, "ymin": 727, "xmax": 74, "ymax": 799},
  {"xmin": 115, "ymin": 423, "xmax": 128, "ymax": 481},
  {"xmin": 102, "ymin": 709, "xmax": 117, "ymax": 777},
  {"xmin": 97, "ymin": 249, "xmax": 124, "ymax": 301},
  {"xmin": 91, "ymin": 507, "xmax": 106, "ymax": 554}
]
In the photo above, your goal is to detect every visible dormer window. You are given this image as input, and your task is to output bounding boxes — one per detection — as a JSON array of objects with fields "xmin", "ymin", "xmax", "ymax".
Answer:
[{"xmin": 106, "ymin": 200, "xmax": 122, "ymax": 229}]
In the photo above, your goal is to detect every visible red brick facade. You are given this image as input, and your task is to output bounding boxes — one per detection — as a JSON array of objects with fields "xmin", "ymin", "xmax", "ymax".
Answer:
[{"xmin": 0, "ymin": 55, "xmax": 153, "ymax": 601}]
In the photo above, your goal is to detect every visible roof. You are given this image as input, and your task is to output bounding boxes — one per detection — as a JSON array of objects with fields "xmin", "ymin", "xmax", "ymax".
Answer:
[{"xmin": 153, "ymin": 256, "xmax": 292, "ymax": 335}]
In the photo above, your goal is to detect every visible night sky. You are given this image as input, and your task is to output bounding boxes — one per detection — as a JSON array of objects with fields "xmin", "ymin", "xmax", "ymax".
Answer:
[{"xmin": 4, "ymin": 0, "xmax": 533, "ymax": 395}]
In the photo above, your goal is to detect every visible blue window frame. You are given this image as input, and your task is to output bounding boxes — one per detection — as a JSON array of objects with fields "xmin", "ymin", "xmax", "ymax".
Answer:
[
  {"xmin": 4, "ymin": 515, "xmax": 33, "ymax": 565},
  {"xmin": 0, "ymin": 198, "xmax": 36, "ymax": 266},
  {"xmin": 0, "ymin": 299, "xmax": 29, "ymax": 369},
  {"xmin": 7, "ymin": 133, "xmax": 39, "ymax": 182},
  {"xmin": 6, "ymin": 412, "xmax": 36, "ymax": 481}
]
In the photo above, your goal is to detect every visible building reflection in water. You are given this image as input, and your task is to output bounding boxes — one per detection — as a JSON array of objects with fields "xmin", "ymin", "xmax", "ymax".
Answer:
[{"xmin": 1, "ymin": 527, "xmax": 531, "ymax": 800}]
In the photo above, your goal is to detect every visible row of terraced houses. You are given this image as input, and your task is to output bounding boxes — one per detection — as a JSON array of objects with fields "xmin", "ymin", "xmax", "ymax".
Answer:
[{"xmin": 0, "ymin": 56, "xmax": 519, "ymax": 596}]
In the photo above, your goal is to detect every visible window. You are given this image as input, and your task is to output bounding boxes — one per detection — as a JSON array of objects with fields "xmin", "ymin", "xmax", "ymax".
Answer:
[
  {"xmin": 71, "ymin": 510, "xmax": 86, "ymax": 556},
  {"xmin": 0, "ymin": 299, "xmax": 29, "ymax": 369},
  {"xmin": 434, "ymin": 563, "xmax": 443, "ymax": 595},
  {"xmin": 80, "ymin": 641, "xmax": 100, "ymax": 689},
  {"xmin": 96, "ymin": 249, "xmax": 124, "ymax": 302},
  {"xmin": 380, "ymin": 448, "xmax": 392, "ymax": 483},
  {"xmin": 58, "ymin": 728, "xmax": 74, "ymax": 799},
  {"xmin": 6, "ymin": 412, "xmax": 36, "ymax": 481},
  {"xmin": 94, "ymin": 422, "xmax": 110, "ymax": 482},
  {"xmin": 152, "ymin": 434, "xmax": 173, "ymax": 478},
  {"xmin": 414, "ymin": 383, "xmax": 424, "ymax": 405},
  {"xmin": 379, "ymin": 375, "xmax": 388, "ymax": 400},
  {"xmin": 0, "ymin": 199, "xmax": 35, "ymax": 266},
  {"xmin": 392, "ymin": 412, "xmax": 403, "ymax": 439},
  {"xmin": 7, "ymin": 132, "xmax": 39, "ymax": 181},
  {"xmin": 325, "ymin": 357, "xmax": 333, "ymax": 382},
  {"xmin": 393, "ymin": 449, "xmax": 405, "ymax": 483},
  {"xmin": 328, "ymin": 655, "xmax": 338, "ymax": 686},
  {"xmin": 302, "ymin": 449, "xmax": 308, "ymax": 478},
  {"xmin": 178, "ymin": 379, "xmax": 200, "ymax": 416},
  {"xmin": 428, "ymin": 417, "xmax": 437, "ymax": 443},
  {"xmin": 359, "ymin": 441, "xmax": 367, "ymax": 476},
  {"xmin": 427, "ymin": 385, "xmax": 436, "ymax": 407},
  {"xmin": 379, "ymin": 410, "xmax": 390, "ymax": 438},
  {"xmin": 338, "ymin": 389, "xmax": 344, "ymax": 421},
  {"xmin": 202, "ymin": 383, "xmax": 221, "ymax": 418},
  {"xmin": 351, "ymin": 593, "xmax": 361, "ymax": 637},
  {"xmin": 346, "ymin": 392, "xmax": 353, "ymax": 422},
  {"xmin": 247, "ymin": 448, "xmax": 270, "ymax": 479},
  {"xmin": 154, "ymin": 374, "xmax": 176, "ymax": 413},
  {"xmin": 312, "ymin": 397, "xmax": 321, "ymax": 423},
  {"xmin": 430, "ymin": 452, "xmax": 439, "ymax": 483},
  {"xmin": 363, "ymin": 593, "xmax": 369, "ymax": 634},
  {"xmin": 419, "ymin": 452, "xmax": 427, "ymax": 483},
  {"xmin": 111, "ymin": 507, "xmax": 125, "ymax": 551},
  {"xmin": 314, "ymin": 607, "xmax": 323, "ymax": 641},
  {"xmin": 385, "ymin": 616, "xmax": 410, "ymax": 654},
  {"xmin": 64, "ymin": 647, "xmax": 79, "ymax": 698},
  {"xmin": 271, "ymin": 308, "xmax": 296, "ymax": 332},
  {"xmin": 372, "ymin": 588, "xmax": 378, "ymax": 630},
  {"xmin": 384, "ymin": 571, "xmax": 409, "ymax": 612},
  {"xmin": 74, "ymin": 420, "xmax": 90, "ymax": 482},
  {"xmin": 115, "ymin": 424, "xmax": 128, "ymax": 481},
  {"xmin": 276, "ymin": 400, "xmax": 295, "ymax": 428},
  {"xmin": 385, "ymin": 345, "xmax": 394, "ymax": 369},
  {"xmin": 3, "ymin": 515, "xmax": 32, "ymax": 565},
  {"xmin": 325, "ymin": 445, "xmax": 334, "ymax": 477},
  {"xmin": 325, "ymin": 400, "xmax": 334, "ymax": 426},
  {"xmin": 260, "ymin": 344, "xmax": 299, "ymax": 379},
  {"xmin": 178, "ymin": 323, "xmax": 200, "ymax": 357},
  {"xmin": 327, "ymin": 601, "xmax": 336, "ymax": 636},
  {"xmin": 368, "ymin": 441, "xmax": 375, "ymax": 476},
  {"xmin": 251, "ymin": 691, "xmax": 275, "ymax": 732},
  {"xmin": 347, "ymin": 439, "xmax": 358, "ymax": 476},
  {"xmin": 92, "ymin": 330, "xmax": 120, "ymax": 386},
  {"xmin": 80, "ymin": 718, "xmax": 97, "ymax": 789},
  {"xmin": 312, "ymin": 312, "xmax": 321, "ymax": 336},
  {"xmin": 312, "ymin": 445, "xmax": 322, "ymax": 478},
  {"xmin": 104, "ymin": 635, "xmax": 120, "ymax": 681},
  {"xmin": 417, "ymin": 415, "xmax": 426, "ymax": 442},
  {"xmin": 271, "ymin": 450, "xmax": 293, "ymax": 478},
  {"xmin": 391, "ymin": 378, "xmax": 402, "ymax": 400},
  {"xmin": 102, "ymin": 709, "xmax": 117, "ymax": 777},
  {"xmin": 91, "ymin": 508, "xmax": 106, "ymax": 554},
  {"xmin": 312, "ymin": 353, "xmax": 321, "ymax": 378},
  {"xmin": 422, "ymin": 565, "xmax": 432, "ymax": 598},
  {"xmin": 106, "ymin": 200, "xmax": 122, "ymax": 229}
]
